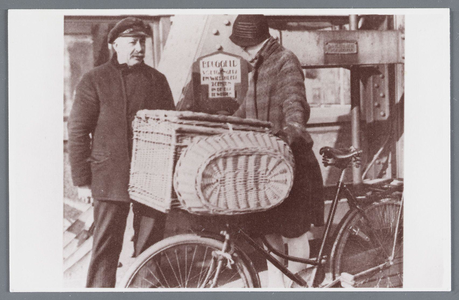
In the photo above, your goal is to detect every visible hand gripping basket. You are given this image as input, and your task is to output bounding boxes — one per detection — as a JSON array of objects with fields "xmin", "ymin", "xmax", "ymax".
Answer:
[
  {"xmin": 173, "ymin": 132, "xmax": 295, "ymax": 215},
  {"xmin": 129, "ymin": 110, "xmax": 271, "ymax": 213}
]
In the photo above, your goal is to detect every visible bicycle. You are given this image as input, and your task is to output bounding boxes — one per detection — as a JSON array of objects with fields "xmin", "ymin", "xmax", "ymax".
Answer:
[{"xmin": 119, "ymin": 146, "xmax": 404, "ymax": 288}]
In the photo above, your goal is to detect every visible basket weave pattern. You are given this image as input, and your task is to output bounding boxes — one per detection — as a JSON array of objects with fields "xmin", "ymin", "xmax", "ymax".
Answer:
[
  {"xmin": 173, "ymin": 132, "xmax": 295, "ymax": 215},
  {"xmin": 129, "ymin": 110, "xmax": 271, "ymax": 213}
]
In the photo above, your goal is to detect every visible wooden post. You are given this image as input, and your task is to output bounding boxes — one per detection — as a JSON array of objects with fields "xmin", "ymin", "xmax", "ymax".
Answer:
[{"xmin": 91, "ymin": 23, "xmax": 110, "ymax": 67}]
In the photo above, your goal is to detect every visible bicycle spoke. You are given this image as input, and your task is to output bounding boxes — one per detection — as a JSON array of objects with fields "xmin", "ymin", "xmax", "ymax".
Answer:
[
  {"xmin": 332, "ymin": 200, "xmax": 403, "ymax": 288},
  {"xmin": 197, "ymin": 246, "xmax": 210, "ymax": 287},
  {"xmin": 226, "ymin": 268, "xmax": 239, "ymax": 282},
  {"xmin": 391, "ymin": 200, "xmax": 404, "ymax": 260},
  {"xmin": 142, "ymin": 275, "xmax": 158, "ymax": 288},
  {"xmin": 122, "ymin": 235, "xmax": 258, "ymax": 288},
  {"xmin": 145, "ymin": 261, "xmax": 162, "ymax": 287},
  {"xmin": 175, "ymin": 249, "xmax": 184, "ymax": 287},
  {"xmin": 395, "ymin": 271, "xmax": 403, "ymax": 286},
  {"xmin": 204, "ymin": 261, "xmax": 219, "ymax": 287},
  {"xmin": 184, "ymin": 246, "xmax": 188, "ymax": 287},
  {"xmin": 363, "ymin": 216, "xmax": 392, "ymax": 259},
  {"xmin": 156, "ymin": 256, "xmax": 172, "ymax": 288},
  {"xmin": 187, "ymin": 245, "xmax": 198, "ymax": 285},
  {"xmin": 165, "ymin": 251, "xmax": 182, "ymax": 287},
  {"xmin": 387, "ymin": 272, "xmax": 395, "ymax": 288}
]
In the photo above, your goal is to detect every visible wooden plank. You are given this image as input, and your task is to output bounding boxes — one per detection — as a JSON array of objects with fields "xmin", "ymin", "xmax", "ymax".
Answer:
[
  {"xmin": 63, "ymin": 206, "xmax": 93, "ymax": 247},
  {"xmin": 63, "ymin": 250, "xmax": 91, "ymax": 288},
  {"xmin": 64, "ymin": 236, "xmax": 93, "ymax": 272},
  {"xmin": 92, "ymin": 23, "xmax": 110, "ymax": 67},
  {"xmin": 159, "ymin": 17, "xmax": 171, "ymax": 50},
  {"xmin": 64, "ymin": 226, "xmax": 93, "ymax": 260},
  {"xmin": 157, "ymin": 15, "xmax": 209, "ymax": 103},
  {"xmin": 152, "ymin": 20, "xmax": 162, "ymax": 67}
]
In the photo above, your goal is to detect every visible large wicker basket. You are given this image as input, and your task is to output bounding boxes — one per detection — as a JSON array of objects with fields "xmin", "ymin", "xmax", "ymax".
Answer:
[
  {"xmin": 173, "ymin": 132, "xmax": 295, "ymax": 215},
  {"xmin": 129, "ymin": 110, "xmax": 271, "ymax": 213}
]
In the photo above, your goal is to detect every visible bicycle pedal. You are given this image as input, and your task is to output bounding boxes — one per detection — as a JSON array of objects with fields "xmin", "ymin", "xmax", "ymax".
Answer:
[{"xmin": 340, "ymin": 272, "xmax": 356, "ymax": 288}]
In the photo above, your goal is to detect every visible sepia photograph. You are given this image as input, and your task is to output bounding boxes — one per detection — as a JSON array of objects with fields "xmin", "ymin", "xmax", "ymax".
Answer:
[
  {"xmin": 8, "ymin": 8, "xmax": 450, "ymax": 293},
  {"xmin": 63, "ymin": 12, "xmax": 405, "ymax": 289}
]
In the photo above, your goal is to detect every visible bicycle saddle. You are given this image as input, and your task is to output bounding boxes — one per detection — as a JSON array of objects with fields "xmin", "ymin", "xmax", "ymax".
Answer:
[{"xmin": 319, "ymin": 147, "xmax": 362, "ymax": 168}]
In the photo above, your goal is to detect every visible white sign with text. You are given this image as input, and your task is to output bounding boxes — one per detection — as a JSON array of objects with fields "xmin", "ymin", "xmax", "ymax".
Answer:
[{"xmin": 200, "ymin": 53, "xmax": 241, "ymax": 98}]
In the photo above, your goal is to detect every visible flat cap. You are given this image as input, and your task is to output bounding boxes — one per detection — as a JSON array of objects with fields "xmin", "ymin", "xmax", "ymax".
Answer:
[{"xmin": 108, "ymin": 17, "xmax": 152, "ymax": 44}]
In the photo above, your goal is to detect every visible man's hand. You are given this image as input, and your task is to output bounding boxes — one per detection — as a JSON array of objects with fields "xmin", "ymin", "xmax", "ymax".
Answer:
[
  {"xmin": 278, "ymin": 123, "xmax": 313, "ymax": 148},
  {"xmin": 275, "ymin": 129, "xmax": 292, "ymax": 145},
  {"xmin": 277, "ymin": 125, "xmax": 299, "ymax": 146},
  {"xmin": 77, "ymin": 185, "xmax": 93, "ymax": 204}
]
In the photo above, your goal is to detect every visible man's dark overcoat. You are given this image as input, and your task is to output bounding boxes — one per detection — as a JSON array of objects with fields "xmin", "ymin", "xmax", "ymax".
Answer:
[{"xmin": 68, "ymin": 56, "xmax": 175, "ymax": 202}]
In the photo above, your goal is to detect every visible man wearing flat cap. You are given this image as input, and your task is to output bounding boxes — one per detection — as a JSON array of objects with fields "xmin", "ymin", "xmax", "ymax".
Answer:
[
  {"xmin": 230, "ymin": 14, "xmax": 324, "ymax": 288},
  {"xmin": 68, "ymin": 17, "xmax": 175, "ymax": 288}
]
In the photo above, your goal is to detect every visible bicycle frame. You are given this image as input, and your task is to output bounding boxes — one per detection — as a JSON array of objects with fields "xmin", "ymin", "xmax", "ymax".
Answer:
[
  {"xmin": 213, "ymin": 165, "xmax": 402, "ymax": 288},
  {"xmin": 218, "ymin": 167, "xmax": 357, "ymax": 288},
  {"xmin": 121, "ymin": 146, "xmax": 403, "ymax": 289}
]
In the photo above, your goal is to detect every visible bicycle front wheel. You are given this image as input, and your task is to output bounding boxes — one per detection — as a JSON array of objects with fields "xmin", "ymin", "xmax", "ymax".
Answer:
[
  {"xmin": 330, "ymin": 199, "xmax": 403, "ymax": 288},
  {"xmin": 119, "ymin": 234, "xmax": 260, "ymax": 288}
]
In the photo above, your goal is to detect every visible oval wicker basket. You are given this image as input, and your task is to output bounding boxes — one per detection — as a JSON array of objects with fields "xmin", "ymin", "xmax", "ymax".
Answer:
[{"xmin": 173, "ymin": 132, "xmax": 295, "ymax": 215}]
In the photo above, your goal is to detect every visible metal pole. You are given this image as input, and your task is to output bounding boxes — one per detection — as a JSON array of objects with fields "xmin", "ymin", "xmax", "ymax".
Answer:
[
  {"xmin": 349, "ymin": 15, "xmax": 358, "ymax": 31},
  {"xmin": 349, "ymin": 15, "xmax": 363, "ymax": 185}
]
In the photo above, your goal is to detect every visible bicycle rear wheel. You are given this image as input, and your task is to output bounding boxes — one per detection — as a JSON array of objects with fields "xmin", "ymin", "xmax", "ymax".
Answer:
[
  {"xmin": 119, "ymin": 234, "xmax": 260, "ymax": 288},
  {"xmin": 330, "ymin": 199, "xmax": 403, "ymax": 288}
]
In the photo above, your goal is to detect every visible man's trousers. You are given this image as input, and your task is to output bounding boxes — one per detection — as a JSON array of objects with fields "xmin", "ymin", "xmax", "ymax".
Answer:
[{"xmin": 86, "ymin": 199, "xmax": 166, "ymax": 288}]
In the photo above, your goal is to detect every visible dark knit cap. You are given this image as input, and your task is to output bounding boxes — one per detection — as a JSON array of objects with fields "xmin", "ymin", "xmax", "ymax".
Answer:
[
  {"xmin": 230, "ymin": 14, "xmax": 271, "ymax": 47},
  {"xmin": 108, "ymin": 17, "xmax": 152, "ymax": 44}
]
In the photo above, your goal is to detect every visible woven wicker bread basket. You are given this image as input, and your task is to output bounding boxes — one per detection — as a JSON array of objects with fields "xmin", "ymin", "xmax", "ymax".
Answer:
[
  {"xmin": 173, "ymin": 132, "xmax": 295, "ymax": 215},
  {"xmin": 129, "ymin": 110, "xmax": 272, "ymax": 213}
]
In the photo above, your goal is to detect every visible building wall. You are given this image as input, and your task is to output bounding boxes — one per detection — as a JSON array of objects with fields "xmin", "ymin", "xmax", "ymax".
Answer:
[
  {"xmin": 63, "ymin": 13, "xmax": 404, "ymax": 196},
  {"xmin": 158, "ymin": 14, "xmax": 404, "ymax": 186}
]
